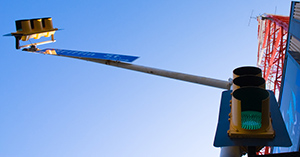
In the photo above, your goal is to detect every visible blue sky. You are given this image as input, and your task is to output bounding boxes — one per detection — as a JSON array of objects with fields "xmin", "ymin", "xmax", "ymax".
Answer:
[{"xmin": 0, "ymin": 1, "xmax": 293, "ymax": 157}]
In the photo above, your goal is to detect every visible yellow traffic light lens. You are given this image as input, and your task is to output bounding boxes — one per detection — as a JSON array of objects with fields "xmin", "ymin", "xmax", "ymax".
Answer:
[{"xmin": 241, "ymin": 111, "xmax": 262, "ymax": 130}]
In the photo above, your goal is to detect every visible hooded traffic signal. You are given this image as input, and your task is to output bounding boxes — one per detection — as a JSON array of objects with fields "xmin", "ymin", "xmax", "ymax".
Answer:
[
  {"xmin": 4, "ymin": 17, "xmax": 59, "ymax": 50},
  {"xmin": 227, "ymin": 66, "xmax": 275, "ymax": 139}
]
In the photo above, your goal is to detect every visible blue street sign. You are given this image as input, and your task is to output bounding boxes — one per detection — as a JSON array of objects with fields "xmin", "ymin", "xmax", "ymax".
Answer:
[{"xmin": 36, "ymin": 48, "xmax": 139, "ymax": 63}]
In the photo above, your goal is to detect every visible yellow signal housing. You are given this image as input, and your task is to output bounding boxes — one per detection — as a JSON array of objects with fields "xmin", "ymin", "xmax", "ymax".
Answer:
[
  {"xmin": 227, "ymin": 66, "xmax": 275, "ymax": 139},
  {"xmin": 232, "ymin": 66, "xmax": 262, "ymax": 78},
  {"xmin": 10, "ymin": 17, "xmax": 58, "ymax": 50}
]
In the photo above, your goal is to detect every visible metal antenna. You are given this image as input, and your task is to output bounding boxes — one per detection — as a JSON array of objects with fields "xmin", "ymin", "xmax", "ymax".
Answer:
[{"xmin": 248, "ymin": 10, "xmax": 255, "ymax": 26}]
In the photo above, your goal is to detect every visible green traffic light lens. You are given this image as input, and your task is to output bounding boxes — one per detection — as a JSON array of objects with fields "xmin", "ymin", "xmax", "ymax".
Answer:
[{"xmin": 241, "ymin": 111, "xmax": 262, "ymax": 130}]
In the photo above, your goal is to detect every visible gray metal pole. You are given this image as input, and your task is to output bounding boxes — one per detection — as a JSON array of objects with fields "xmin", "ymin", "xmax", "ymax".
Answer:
[
  {"xmin": 83, "ymin": 58, "xmax": 231, "ymax": 90},
  {"xmin": 220, "ymin": 146, "xmax": 242, "ymax": 157}
]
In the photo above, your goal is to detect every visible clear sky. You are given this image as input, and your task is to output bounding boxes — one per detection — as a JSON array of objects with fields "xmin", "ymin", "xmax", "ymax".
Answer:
[{"xmin": 0, "ymin": 0, "xmax": 293, "ymax": 157}]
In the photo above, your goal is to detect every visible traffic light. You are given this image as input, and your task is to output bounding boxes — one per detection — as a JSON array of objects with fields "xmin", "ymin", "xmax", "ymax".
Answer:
[
  {"xmin": 12, "ymin": 17, "xmax": 57, "ymax": 41},
  {"xmin": 227, "ymin": 66, "xmax": 275, "ymax": 139},
  {"xmin": 7, "ymin": 17, "xmax": 59, "ymax": 50}
]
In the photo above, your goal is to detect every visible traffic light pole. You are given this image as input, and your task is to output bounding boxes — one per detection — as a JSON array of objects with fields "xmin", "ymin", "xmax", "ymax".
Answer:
[
  {"xmin": 247, "ymin": 146, "xmax": 256, "ymax": 157},
  {"xmin": 83, "ymin": 58, "xmax": 232, "ymax": 90}
]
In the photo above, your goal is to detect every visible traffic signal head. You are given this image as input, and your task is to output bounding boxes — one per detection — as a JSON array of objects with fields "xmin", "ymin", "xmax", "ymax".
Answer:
[
  {"xmin": 227, "ymin": 66, "xmax": 275, "ymax": 139},
  {"xmin": 5, "ymin": 17, "xmax": 59, "ymax": 50},
  {"xmin": 13, "ymin": 17, "xmax": 57, "ymax": 41}
]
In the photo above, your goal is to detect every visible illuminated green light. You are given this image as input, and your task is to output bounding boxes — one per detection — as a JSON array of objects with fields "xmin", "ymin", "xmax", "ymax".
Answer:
[{"xmin": 241, "ymin": 111, "xmax": 262, "ymax": 130}]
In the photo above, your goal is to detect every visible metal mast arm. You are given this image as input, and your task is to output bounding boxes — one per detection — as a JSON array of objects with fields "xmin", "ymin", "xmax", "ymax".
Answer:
[{"xmin": 84, "ymin": 58, "xmax": 231, "ymax": 90}]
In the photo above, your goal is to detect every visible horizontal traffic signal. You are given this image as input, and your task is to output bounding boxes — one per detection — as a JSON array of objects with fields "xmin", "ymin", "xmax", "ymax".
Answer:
[
  {"xmin": 12, "ymin": 17, "xmax": 58, "ymax": 41},
  {"xmin": 4, "ymin": 17, "xmax": 59, "ymax": 50}
]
